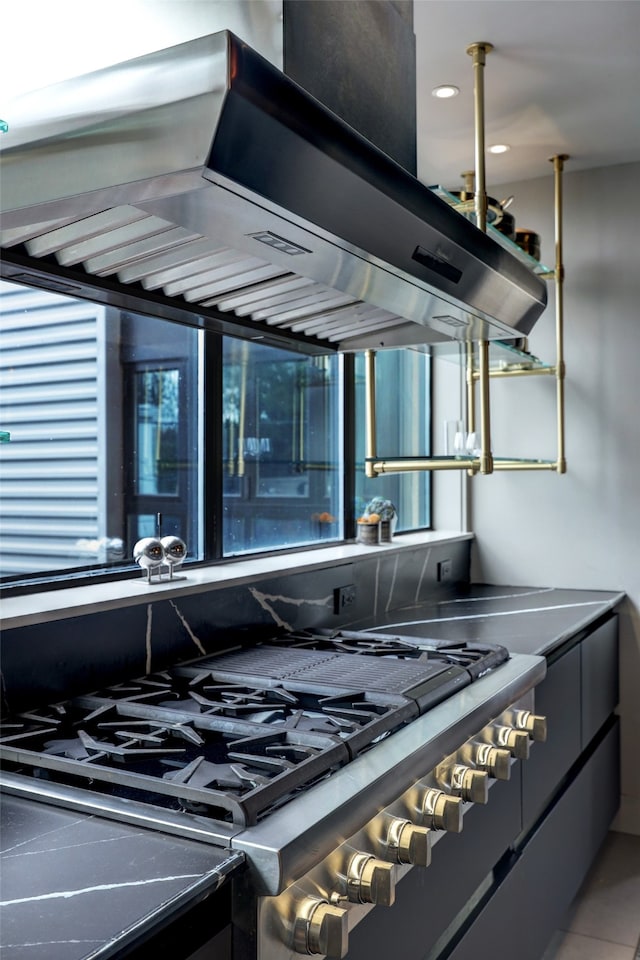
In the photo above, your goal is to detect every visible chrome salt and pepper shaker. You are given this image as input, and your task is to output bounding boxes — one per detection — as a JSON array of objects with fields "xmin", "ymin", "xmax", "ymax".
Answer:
[
  {"xmin": 133, "ymin": 521, "xmax": 187, "ymax": 584},
  {"xmin": 133, "ymin": 538, "xmax": 165, "ymax": 583},
  {"xmin": 160, "ymin": 536, "xmax": 187, "ymax": 579}
]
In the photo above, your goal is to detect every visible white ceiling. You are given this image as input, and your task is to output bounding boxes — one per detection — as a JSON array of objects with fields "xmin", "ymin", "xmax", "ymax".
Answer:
[
  {"xmin": 413, "ymin": 0, "xmax": 640, "ymax": 190},
  {"xmin": 3, "ymin": 0, "xmax": 638, "ymax": 195}
]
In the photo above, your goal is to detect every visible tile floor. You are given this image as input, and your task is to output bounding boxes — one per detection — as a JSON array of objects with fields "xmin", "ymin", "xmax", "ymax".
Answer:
[{"xmin": 540, "ymin": 831, "xmax": 640, "ymax": 960}]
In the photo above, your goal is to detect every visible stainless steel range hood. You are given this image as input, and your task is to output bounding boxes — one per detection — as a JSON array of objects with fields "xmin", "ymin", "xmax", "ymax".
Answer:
[{"xmin": 0, "ymin": 31, "xmax": 547, "ymax": 352}]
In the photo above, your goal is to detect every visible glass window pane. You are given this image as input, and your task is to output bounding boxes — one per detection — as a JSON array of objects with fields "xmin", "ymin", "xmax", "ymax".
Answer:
[
  {"xmin": 0, "ymin": 280, "xmax": 201, "ymax": 581},
  {"xmin": 134, "ymin": 369, "xmax": 181, "ymax": 496},
  {"xmin": 222, "ymin": 339, "xmax": 343, "ymax": 555},
  {"xmin": 355, "ymin": 350, "xmax": 431, "ymax": 529},
  {"xmin": 1, "ymin": 274, "xmax": 431, "ymax": 589}
]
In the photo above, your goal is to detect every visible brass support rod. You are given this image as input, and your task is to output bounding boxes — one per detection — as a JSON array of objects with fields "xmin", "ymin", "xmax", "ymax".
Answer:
[
  {"xmin": 467, "ymin": 42, "xmax": 494, "ymax": 476},
  {"xmin": 370, "ymin": 459, "xmax": 480, "ymax": 475},
  {"xmin": 466, "ymin": 41, "xmax": 493, "ymax": 233},
  {"xmin": 364, "ymin": 349, "xmax": 377, "ymax": 479},
  {"xmin": 551, "ymin": 153, "xmax": 569, "ymax": 474},
  {"xmin": 466, "ymin": 343, "xmax": 476, "ymax": 430},
  {"xmin": 478, "ymin": 339, "xmax": 493, "ymax": 474},
  {"xmin": 466, "ymin": 343, "xmax": 477, "ymax": 478}
]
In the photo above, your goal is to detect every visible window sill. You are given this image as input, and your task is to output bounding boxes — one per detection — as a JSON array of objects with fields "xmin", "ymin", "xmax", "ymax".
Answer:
[{"xmin": 1, "ymin": 531, "xmax": 472, "ymax": 630}]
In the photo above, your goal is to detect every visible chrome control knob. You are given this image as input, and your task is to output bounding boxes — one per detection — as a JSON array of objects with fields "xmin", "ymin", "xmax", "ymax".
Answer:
[
  {"xmin": 449, "ymin": 764, "xmax": 489, "ymax": 804},
  {"xmin": 474, "ymin": 743, "xmax": 512, "ymax": 781},
  {"xmin": 419, "ymin": 788, "xmax": 463, "ymax": 832},
  {"xmin": 293, "ymin": 898, "xmax": 348, "ymax": 959},
  {"xmin": 346, "ymin": 853, "xmax": 396, "ymax": 906},
  {"xmin": 492, "ymin": 725, "xmax": 531, "ymax": 759},
  {"xmin": 510, "ymin": 709, "xmax": 547, "ymax": 742},
  {"xmin": 386, "ymin": 818, "xmax": 431, "ymax": 867}
]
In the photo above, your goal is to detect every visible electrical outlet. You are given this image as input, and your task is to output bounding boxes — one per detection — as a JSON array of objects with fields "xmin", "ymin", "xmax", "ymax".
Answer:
[
  {"xmin": 334, "ymin": 584, "xmax": 357, "ymax": 614},
  {"xmin": 437, "ymin": 559, "xmax": 452, "ymax": 582}
]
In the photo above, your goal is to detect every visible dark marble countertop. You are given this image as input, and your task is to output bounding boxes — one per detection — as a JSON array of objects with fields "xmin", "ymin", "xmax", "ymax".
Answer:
[
  {"xmin": 350, "ymin": 584, "xmax": 625, "ymax": 658},
  {"xmin": 0, "ymin": 793, "xmax": 244, "ymax": 960}
]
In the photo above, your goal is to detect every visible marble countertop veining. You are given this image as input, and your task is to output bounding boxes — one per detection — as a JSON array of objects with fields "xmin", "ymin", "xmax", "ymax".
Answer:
[
  {"xmin": 0, "ymin": 793, "xmax": 244, "ymax": 960},
  {"xmin": 348, "ymin": 583, "xmax": 625, "ymax": 657},
  {"xmin": 0, "ymin": 531, "xmax": 473, "ymax": 630}
]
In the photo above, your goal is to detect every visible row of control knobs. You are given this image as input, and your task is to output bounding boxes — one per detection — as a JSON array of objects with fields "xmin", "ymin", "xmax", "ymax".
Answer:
[{"xmin": 292, "ymin": 709, "xmax": 546, "ymax": 958}]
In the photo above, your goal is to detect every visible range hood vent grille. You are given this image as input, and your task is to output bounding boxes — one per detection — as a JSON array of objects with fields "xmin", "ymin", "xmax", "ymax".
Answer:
[{"xmin": 2, "ymin": 205, "xmax": 411, "ymax": 346}]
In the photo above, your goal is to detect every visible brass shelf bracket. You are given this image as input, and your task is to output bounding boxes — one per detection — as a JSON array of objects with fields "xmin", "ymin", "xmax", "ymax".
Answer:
[
  {"xmin": 364, "ymin": 348, "xmax": 378, "ymax": 478},
  {"xmin": 364, "ymin": 348, "xmax": 479, "ymax": 475},
  {"xmin": 360, "ymin": 45, "xmax": 568, "ymax": 480},
  {"xmin": 492, "ymin": 152, "xmax": 569, "ymax": 472}
]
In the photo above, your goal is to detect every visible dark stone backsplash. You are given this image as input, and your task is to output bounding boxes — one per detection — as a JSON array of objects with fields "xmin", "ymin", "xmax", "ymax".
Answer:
[{"xmin": 0, "ymin": 538, "xmax": 470, "ymax": 713}]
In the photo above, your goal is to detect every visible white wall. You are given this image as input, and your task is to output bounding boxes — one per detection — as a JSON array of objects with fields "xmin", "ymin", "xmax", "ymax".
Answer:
[{"xmin": 468, "ymin": 161, "xmax": 640, "ymax": 834}]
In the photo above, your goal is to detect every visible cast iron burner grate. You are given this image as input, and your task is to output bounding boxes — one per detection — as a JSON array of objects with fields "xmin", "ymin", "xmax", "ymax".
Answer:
[
  {"xmin": 86, "ymin": 667, "xmax": 417, "ymax": 755},
  {"xmin": 0, "ymin": 700, "xmax": 349, "ymax": 825}
]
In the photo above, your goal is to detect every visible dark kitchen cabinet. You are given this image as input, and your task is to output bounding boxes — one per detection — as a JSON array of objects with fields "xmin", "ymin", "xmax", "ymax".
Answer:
[
  {"xmin": 342, "ymin": 614, "xmax": 620, "ymax": 960},
  {"xmin": 581, "ymin": 615, "xmax": 619, "ymax": 749},
  {"xmin": 348, "ymin": 613, "xmax": 620, "ymax": 960},
  {"xmin": 522, "ymin": 614, "xmax": 619, "ymax": 831},
  {"xmin": 449, "ymin": 613, "xmax": 620, "ymax": 960}
]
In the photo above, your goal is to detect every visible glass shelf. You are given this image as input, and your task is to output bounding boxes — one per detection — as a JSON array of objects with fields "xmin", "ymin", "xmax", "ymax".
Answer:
[
  {"xmin": 493, "ymin": 456, "xmax": 556, "ymax": 464},
  {"xmin": 429, "ymin": 185, "xmax": 555, "ymax": 278},
  {"xmin": 365, "ymin": 455, "xmax": 474, "ymax": 463},
  {"xmin": 431, "ymin": 339, "xmax": 555, "ymax": 373},
  {"xmin": 492, "ymin": 457, "xmax": 558, "ymax": 471}
]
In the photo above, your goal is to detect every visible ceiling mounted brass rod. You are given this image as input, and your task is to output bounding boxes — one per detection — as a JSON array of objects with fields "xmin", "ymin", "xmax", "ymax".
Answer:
[
  {"xmin": 466, "ymin": 41, "xmax": 493, "ymax": 233},
  {"xmin": 466, "ymin": 42, "xmax": 494, "ymax": 475},
  {"xmin": 552, "ymin": 153, "xmax": 569, "ymax": 474}
]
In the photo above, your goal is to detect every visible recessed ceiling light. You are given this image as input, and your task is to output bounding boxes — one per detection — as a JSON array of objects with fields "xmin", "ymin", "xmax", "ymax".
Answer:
[
  {"xmin": 432, "ymin": 84, "xmax": 460, "ymax": 99},
  {"xmin": 488, "ymin": 143, "xmax": 510, "ymax": 154}
]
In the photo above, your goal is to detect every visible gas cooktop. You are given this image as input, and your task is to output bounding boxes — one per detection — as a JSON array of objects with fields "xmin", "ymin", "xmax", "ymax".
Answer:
[{"xmin": 0, "ymin": 629, "xmax": 510, "ymax": 828}]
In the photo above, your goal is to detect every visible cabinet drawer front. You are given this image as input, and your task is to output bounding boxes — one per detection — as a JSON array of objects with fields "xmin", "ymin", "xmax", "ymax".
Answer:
[
  {"xmin": 582, "ymin": 615, "xmax": 619, "ymax": 749},
  {"xmin": 522, "ymin": 643, "xmax": 581, "ymax": 828}
]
